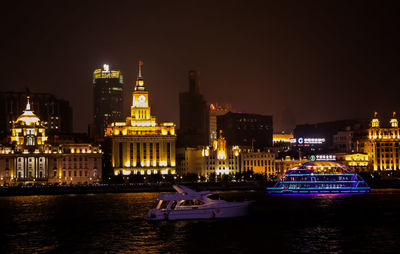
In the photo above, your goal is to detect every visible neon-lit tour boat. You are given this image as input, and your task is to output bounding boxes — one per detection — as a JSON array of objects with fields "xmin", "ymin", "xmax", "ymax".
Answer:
[
  {"xmin": 267, "ymin": 161, "xmax": 370, "ymax": 194},
  {"xmin": 146, "ymin": 185, "xmax": 253, "ymax": 220}
]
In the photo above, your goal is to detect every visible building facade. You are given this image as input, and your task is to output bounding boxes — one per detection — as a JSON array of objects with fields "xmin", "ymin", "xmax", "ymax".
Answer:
[
  {"xmin": 241, "ymin": 149, "xmax": 276, "ymax": 177},
  {"xmin": 105, "ymin": 62, "xmax": 176, "ymax": 177},
  {"xmin": 178, "ymin": 70, "xmax": 209, "ymax": 147},
  {"xmin": 176, "ymin": 133, "xmax": 278, "ymax": 179},
  {"xmin": 0, "ymin": 97, "xmax": 102, "ymax": 186},
  {"xmin": 368, "ymin": 112, "xmax": 400, "ymax": 172},
  {"xmin": 201, "ymin": 134, "xmax": 241, "ymax": 177},
  {"xmin": 335, "ymin": 152, "xmax": 370, "ymax": 172},
  {"xmin": 176, "ymin": 147, "xmax": 203, "ymax": 176},
  {"xmin": 93, "ymin": 64, "xmax": 124, "ymax": 138}
]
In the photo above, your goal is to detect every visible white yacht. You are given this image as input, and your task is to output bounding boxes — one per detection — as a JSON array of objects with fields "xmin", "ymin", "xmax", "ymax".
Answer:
[{"xmin": 146, "ymin": 185, "xmax": 253, "ymax": 220}]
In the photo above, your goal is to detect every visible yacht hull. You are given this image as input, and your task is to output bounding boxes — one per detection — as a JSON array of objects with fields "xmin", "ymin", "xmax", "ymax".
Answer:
[{"xmin": 146, "ymin": 201, "xmax": 252, "ymax": 220}]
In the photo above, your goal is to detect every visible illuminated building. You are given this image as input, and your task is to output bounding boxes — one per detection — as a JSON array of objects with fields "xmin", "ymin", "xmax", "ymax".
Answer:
[
  {"xmin": 273, "ymin": 133, "xmax": 294, "ymax": 144},
  {"xmin": 177, "ymin": 70, "xmax": 209, "ymax": 147},
  {"xmin": 0, "ymin": 91, "xmax": 73, "ymax": 138},
  {"xmin": 241, "ymin": 149, "xmax": 276, "ymax": 178},
  {"xmin": 0, "ymin": 97, "xmax": 102, "ymax": 185},
  {"xmin": 368, "ymin": 112, "xmax": 400, "ymax": 172},
  {"xmin": 177, "ymin": 134, "xmax": 277, "ymax": 178},
  {"xmin": 209, "ymin": 103, "xmax": 231, "ymax": 145},
  {"xmin": 201, "ymin": 133, "xmax": 241, "ymax": 176},
  {"xmin": 217, "ymin": 112, "xmax": 273, "ymax": 150},
  {"xmin": 335, "ymin": 153, "xmax": 370, "ymax": 172},
  {"xmin": 104, "ymin": 62, "xmax": 176, "ymax": 176},
  {"xmin": 93, "ymin": 64, "xmax": 124, "ymax": 138}
]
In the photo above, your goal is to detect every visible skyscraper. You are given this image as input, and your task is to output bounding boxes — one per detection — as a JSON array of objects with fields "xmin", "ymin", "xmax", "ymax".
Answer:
[
  {"xmin": 178, "ymin": 71, "xmax": 209, "ymax": 147},
  {"xmin": 93, "ymin": 64, "xmax": 123, "ymax": 138}
]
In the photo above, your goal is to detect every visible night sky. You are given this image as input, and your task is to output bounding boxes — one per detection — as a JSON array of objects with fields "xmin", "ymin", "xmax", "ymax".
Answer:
[{"xmin": 1, "ymin": 1, "xmax": 399, "ymax": 132}]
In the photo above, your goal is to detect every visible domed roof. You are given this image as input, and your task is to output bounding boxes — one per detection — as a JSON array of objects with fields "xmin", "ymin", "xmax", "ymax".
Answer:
[{"xmin": 15, "ymin": 97, "xmax": 41, "ymax": 126}]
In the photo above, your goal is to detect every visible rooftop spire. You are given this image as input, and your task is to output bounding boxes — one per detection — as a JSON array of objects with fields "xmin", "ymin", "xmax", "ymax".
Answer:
[
  {"xmin": 135, "ymin": 61, "xmax": 145, "ymax": 90},
  {"xmin": 138, "ymin": 61, "xmax": 143, "ymax": 79},
  {"xmin": 26, "ymin": 96, "xmax": 31, "ymax": 111}
]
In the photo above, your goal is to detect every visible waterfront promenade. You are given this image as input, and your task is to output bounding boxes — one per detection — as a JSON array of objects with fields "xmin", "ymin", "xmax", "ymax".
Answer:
[
  {"xmin": 1, "ymin": 179, "xmax": 399, "ymax": 196},
  {"xmin": 0, "ymin": 182, "xmax": 268, "ymax": 196}
]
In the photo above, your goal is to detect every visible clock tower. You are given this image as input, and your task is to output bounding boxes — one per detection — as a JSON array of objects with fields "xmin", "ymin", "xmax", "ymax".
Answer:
[
  {"xmin": 129, "ymin": 61, "xmax": 155, "ymax": 124},
  {"xmin": 105, "ymin": 61, "xmax": 176, "ymax": 177}
]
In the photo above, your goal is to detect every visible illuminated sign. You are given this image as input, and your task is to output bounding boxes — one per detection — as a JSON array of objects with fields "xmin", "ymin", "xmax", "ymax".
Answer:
[
  {"xmin": 291, "ymin": 138, "xmax": 326, "ymax": 144},
  {"xmin": 311, "ymin": 154, "xmax": 336, "ymax": 161}
]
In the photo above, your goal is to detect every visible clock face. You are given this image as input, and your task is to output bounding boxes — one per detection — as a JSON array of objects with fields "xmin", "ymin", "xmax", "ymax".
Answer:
[{"xmin": 138, "ymin": 95, "xmax": 146, "ymax": 103}]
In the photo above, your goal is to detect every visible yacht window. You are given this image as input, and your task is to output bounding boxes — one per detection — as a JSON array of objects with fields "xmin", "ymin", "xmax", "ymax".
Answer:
[
  {"xmin": 181, "ymin": 200, "xmax": 194, "ymax": 206},
  {"xmin": 180, "ymin": 200, "xmax": 204, "ymax": 206},
  {"xmin": 207, "ymin": 194, "xmax": 224, "ymax": 200},
  {"xmin": 160, "ymin": 200, "xmax": 170, "ymax": 209},
  {"xmin": 171, "ymin": 200, "xmax": 177, "ymax": 210},
  {"xmin": 193, "ymin": 200, "xmax": 204, "ymax": 205}
]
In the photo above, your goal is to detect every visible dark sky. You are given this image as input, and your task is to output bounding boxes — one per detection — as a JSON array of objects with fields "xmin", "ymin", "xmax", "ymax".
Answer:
[{"xmin": 1, "ymin": 0, "xmax": 400, "ymax": 132}]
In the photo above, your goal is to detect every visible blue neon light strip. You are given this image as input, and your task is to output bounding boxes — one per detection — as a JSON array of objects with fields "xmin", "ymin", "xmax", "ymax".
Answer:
[
  {"xmin": 278, "ymin": 181, "xmax": 357, "ymax": 183},
  {"xmin": 284, "ymin": 174, "xmax": 356, "ymax": 177},
  {"xmin": 268, "ymin": 187, "xmax": 370, "ymax": 190}
]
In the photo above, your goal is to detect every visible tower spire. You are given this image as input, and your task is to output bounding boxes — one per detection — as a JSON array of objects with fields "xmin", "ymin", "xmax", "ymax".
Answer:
[
  {"xmin": 26, "ymin": 96, "xmax": 31, "ymax": 111},
  {"xmin": 138, "ymin": 61, "xmax": 143, "ymax": 79}
]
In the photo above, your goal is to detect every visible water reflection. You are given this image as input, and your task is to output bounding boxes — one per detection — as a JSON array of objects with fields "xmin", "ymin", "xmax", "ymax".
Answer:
[{"xmin": 0, "ymin": 191, "xmax": 400, "ymax": 253}]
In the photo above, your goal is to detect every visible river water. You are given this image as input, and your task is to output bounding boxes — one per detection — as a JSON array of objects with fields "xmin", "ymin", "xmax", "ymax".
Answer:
[{"xmin": 0, "ymin": 189, "xmax": 399, "ymax": 253}]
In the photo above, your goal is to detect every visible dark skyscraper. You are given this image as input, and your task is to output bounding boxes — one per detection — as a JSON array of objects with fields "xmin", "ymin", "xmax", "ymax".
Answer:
[
  {"xmin": 178, "ymin": 71, "xmax": 209, "ymax": 147},
  {"xmin": 217, "ymin": 112, "xmax": 273, "ymax": 150},
  {"xmin": 93, "ymin": 64, "xmax": 123, "ymax": 138},
  {"xmin": 0, "ymin": 91, "xmax": 73, "ymax": 137}
]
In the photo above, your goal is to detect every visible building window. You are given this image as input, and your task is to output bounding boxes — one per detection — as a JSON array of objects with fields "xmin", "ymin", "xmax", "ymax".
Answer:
[
  {"xmin": 119, "ymin": 142, "xmax": 123, "ymax": 168},
  {"xmin": 130, "ymin": 143, "xmax": 134, "ymax": 167},
  {"xmin": 167, "ymin": 142, "xmax": 171, "ymax": 165},
  {"xmin": 137, "ymin": 143, "xmax": 140, "ymax": 166},
  {"xmin": 156, "ymin": 143, "xmax": 160, "ymax": 161}
]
